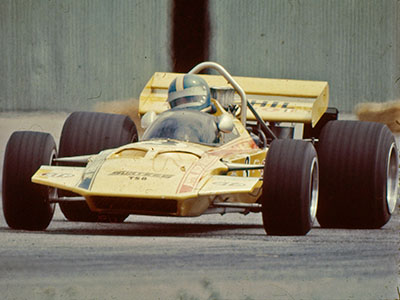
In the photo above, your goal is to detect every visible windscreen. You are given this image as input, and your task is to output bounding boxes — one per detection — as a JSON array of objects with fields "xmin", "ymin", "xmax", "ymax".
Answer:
[{"xmin": 142, "ymin": 110, "xmax": 220, "ymax": 145}]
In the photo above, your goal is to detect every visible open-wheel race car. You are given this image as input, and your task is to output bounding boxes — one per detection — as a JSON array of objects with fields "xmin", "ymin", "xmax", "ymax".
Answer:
[{"xmin": 2, "ymin": 62, "xmax": 398, "ymax": 235}]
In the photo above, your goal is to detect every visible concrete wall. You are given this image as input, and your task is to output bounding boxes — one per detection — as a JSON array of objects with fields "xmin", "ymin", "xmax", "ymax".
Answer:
[
  {"xmin": 0, "ymin": 0, "xmax": 398, "ymax": 113},
  {"xmin": 209, "ymin": 0, "xmax": 399, "ymax": 112},
  {"xmin": 0, "ymin": 0, "xmax": 171, "ymax": 111}
]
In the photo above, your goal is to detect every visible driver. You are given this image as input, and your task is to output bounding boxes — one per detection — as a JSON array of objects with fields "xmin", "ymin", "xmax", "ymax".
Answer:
[{"xmin": 167, "ymin": 74, "xmax": 211, "ymax": 111}]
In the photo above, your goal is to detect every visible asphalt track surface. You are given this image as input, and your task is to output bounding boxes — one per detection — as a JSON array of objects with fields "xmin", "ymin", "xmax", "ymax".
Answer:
[{"xmin": 0, "ymin": 112, "xmax": 399, "ymax": 300}]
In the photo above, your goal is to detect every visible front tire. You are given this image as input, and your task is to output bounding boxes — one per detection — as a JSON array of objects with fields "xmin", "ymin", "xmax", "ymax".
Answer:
[
  {"xmin": 2, "ymin": 131, "xmax": 56, "ymax": 230},
  {"xmin": 58, "ymin": 111, "xmax": 138, "ymax": 223},
  {"xmin": 261, "ymin": 140, "xmax": 319, "ymax": 235},
  {"xmin": 316, "ymin": 120, "xmax": 398, "ymax": 228}
]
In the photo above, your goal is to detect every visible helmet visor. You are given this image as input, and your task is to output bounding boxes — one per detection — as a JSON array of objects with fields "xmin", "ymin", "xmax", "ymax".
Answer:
[
  {"xmin": 169, "ymin": 95, "xmax": 208, "ymax": 109},
  {"xmin": 168, "ymin": 86, "xmax": 208, "ymax": 109}
]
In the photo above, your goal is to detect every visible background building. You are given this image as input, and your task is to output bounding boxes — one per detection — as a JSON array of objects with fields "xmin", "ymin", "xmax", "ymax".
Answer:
[{"xmin": 0, "ymin": 0, "xmax": 398, "ymax": 113}]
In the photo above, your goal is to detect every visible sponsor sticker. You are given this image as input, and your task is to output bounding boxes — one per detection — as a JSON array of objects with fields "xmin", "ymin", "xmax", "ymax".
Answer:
[
  {"xmin": 212, "ymin": 181, "xmax": 246, "ymax": 187},
  {"xmin": 109, "ymin": 171, "xmax": 174, "ymax": 179},
  {"xmin": 42, "ymin": 172, "xmax": 75, "ymax": 178}
]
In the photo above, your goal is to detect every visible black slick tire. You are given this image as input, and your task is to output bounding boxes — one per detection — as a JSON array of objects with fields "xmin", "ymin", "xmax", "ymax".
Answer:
[
  {"xmin": 58, "ymin": 111, "xmax": 138, "ymax": 223},
  {"xmin": 316, "ymin": 120, "xmax": 398, "ymax": 228},
  {"xmin": 261, "ymin": 139, "xmax": 319, "ymax": 236},
  {"xmin": 2, "ymin": 131, "xmax": 56, "ymax": 230}
]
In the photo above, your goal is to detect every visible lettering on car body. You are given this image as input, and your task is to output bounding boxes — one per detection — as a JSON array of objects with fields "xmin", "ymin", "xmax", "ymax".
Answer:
[
  {"xmin": 212, "ymin": 181, "xmax": 246, "ymax": 187},
  {"xmin": 109, "ymin": 171, "xmax": 174, "ymax": 179},
  {"xmin": 42, "ymin": 172, "xmax": 75, "ymax": 178}
]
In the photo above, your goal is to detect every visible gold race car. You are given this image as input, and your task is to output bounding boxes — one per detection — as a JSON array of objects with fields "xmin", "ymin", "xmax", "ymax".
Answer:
[{"xmin": 2, "ymin": 62, "xmax": 398, "ymax": 235}]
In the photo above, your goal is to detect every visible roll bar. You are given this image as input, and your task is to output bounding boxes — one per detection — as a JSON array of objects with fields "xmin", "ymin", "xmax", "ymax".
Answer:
[
  {"xmin": 189, "ymin": 61, "xmax": 277, "ymax": 140},
  {"xmin": 189, "ymin": 62, "xmax": 248, "ymax": 126}
]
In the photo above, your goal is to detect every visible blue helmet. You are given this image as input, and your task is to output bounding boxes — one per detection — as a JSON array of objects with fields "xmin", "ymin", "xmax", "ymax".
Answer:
[{"xmin": 167, "ymin": 74, "xmax": 211, "ymax": 110}]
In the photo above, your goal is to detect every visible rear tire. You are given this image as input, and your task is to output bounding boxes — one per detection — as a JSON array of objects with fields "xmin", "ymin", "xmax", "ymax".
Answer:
[
  {"xmin": 58, "ymin": 111, "xmax": 138, "ymax": 223},
  {"xmin": 2, "ymin": 131, "xmax": 56, "ymax": 230},
  {"xmin": 261, "ymin": 139, "xmax": 319, "ymax": 235},
  {"xmin": 316, "ymin": 120, "xmax": 398, "ymax": 228}
]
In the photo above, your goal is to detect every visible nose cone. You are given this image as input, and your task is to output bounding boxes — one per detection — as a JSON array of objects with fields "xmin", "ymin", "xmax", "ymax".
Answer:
[{"xmin": 89, "ymin": 150, "xmax": 200, "ymax": 197}]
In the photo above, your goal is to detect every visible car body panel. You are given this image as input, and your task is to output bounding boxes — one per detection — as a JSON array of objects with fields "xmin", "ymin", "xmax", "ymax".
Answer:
[{"xmin": 32, "ymin": 122, "xmax": 265, "ymax": 217}]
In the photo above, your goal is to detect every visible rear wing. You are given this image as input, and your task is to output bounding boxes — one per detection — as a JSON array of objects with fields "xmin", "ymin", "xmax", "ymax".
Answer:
[{"xmin": 139, "ymin": 71, "xmax": 329, "ymax": 127}]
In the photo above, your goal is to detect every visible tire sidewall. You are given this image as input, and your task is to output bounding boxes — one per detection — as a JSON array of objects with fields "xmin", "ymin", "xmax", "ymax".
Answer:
[
  {"xmin": 2, "ymin": 131, "xmax": 56, "ymax": 230},
  {"xmin": 317, "ymin": 120, "xmax": 398, "ymax": 228},
  {"xmin": 262, "ymin": 139, "xmax": 318, "ymax": 235},
  {"xmin": 373, "ymin": 130, "xmax": 397, "ymax": 226}
]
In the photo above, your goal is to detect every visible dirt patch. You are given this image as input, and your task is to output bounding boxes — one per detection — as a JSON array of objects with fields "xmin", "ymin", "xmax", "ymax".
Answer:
[{"xmin": 355, "ymin": 101, "xmax": 400, "ymax": 133}]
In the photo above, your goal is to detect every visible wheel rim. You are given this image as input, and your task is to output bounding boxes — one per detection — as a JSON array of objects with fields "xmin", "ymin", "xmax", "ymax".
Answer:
[
  {"xmin": 386, "ymin": 143, "xmax": 398, "ymax": 214},
  {"xmin": 309, "ymin": 157, "xmax": 319, "ymax": 222}
]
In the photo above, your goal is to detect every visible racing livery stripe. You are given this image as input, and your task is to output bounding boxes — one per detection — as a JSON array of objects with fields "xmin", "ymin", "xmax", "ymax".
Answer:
[
  {"xmin": 177, "ymin": 155, "xmax": 220, "ymax": 194},
  {"xmin": 249, "ymin": 100, "xmax": 292, "ymax": 109},
  {"xmin": 176, "ymin": 136, "xmax": 259, "ymax": 194},
  {"xmin": 78, "ymin": 151, "xmax": 109, "ymax": 190},
  {"xmin": 208, "ymin": 136, "xmax": 258, "ymax": 156}
]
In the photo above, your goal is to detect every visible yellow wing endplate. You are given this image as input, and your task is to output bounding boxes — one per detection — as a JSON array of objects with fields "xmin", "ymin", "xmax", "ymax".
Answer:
[
  {"xmin": 139, "ymin": 72, "xmax": 329, "ymax": 127},
  {"xmin": 32, "ymin": 166, "xmax": 85, "ymax": 192},
  {"xmin": 199, "ymin": 175, "xmax": 260, "ymax": 197}
]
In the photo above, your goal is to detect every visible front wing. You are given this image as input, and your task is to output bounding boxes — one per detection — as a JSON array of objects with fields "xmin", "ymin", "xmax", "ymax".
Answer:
[{"xmin": 32, "ymin": 166, "xmax": 261, "ymax": 216}]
